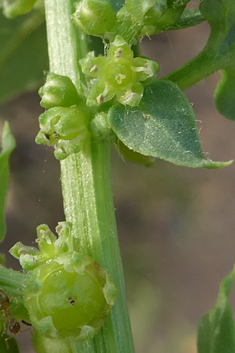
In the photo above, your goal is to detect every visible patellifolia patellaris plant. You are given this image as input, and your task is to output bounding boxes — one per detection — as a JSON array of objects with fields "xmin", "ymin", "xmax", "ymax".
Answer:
[{"xmin": 0, "ymin": 0, "xmax": 235, "ymax": 352}]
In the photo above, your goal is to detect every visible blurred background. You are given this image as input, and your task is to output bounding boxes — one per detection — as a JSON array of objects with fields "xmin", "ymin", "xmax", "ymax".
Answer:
[{"xmin": 1, "ymin": 1, "xmax": 235, "ymax": 352}]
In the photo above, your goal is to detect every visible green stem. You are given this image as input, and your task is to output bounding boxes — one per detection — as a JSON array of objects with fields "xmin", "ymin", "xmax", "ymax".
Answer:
[
  {"xmin": 0, "ymin": 266, "xmax": 29, "ymax": 320},
  {"xmin": 44, "ymin": 1, "xmax": 134, "ymax": 353},
  {"xmin": 163, "ymin": 33, "xmax": 226, "ymax": 90},
  {"xmin": 163, "ymin": 49, "xmax": 215, "ymax": 90},
  {"xmin": 0, "ymin": 265, "xmax": 27, "ymax": 296}
]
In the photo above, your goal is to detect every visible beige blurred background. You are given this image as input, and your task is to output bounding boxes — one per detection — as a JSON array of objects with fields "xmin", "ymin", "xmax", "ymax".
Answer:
[{"xmin": 1, "ymin": 1, "xmax": 235, "ymax": 352}]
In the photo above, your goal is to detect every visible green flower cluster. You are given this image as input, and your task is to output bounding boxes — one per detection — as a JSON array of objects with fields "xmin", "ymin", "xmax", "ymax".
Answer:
[
  {"xmin": 35, "ymin": 74, "xmax": 91, "ymax": 160},
  {"xmin": 80, "ymin": 35, "xmax": 159, "ymax": 107},
  {"xmin": 10, "ymin": 223, "xmax": 117, "ymax": 341},
  {"xmin": 36, "ymin": 36, "xmax": 158, "ymax": 160}
]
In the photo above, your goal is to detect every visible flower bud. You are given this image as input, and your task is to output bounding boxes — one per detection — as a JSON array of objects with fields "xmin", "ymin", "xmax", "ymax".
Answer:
[
  {"xmin": 39, "ymin": 73, "xmax": 81, "ymax": 109},
  {"xmin": 72, "ymin": 0, "xmax": 117, "ymax": 37},
  {"xmin": 35, "ymin": 105, "xmax": 91, "ymax": 160},
  {"xmin": 24, "ymin": 253, "xmax": 117, "ymax": 340}
]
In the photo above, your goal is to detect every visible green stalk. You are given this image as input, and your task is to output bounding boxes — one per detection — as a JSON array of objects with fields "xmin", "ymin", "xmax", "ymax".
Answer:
[
  {"xmin": 0, "ymin": 266, "xmax": 29, "ymax": 321},
  {"xmin": 164, "ymin": 49, "xmax": 215, "ymax": 90},
  {"xmin": 0, "ymin": 266, "xmax": 27, "ymax": 297},
  {"xmin": 164, "ymin": 32, "xmax": 228, "ymax": 90},
  {"xmin": 44, "ymin": 1, "xmax": 134, "ymax": 353}
]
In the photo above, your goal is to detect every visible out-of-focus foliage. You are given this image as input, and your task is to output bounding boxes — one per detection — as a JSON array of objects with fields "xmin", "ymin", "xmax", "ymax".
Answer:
[
  {"xmin": 0, "ymin": 122, "xmax": 15, "ymax": 242},
  {"xmin": 0, "ymin": 9, "xmax": 48, "ymax": 104}
]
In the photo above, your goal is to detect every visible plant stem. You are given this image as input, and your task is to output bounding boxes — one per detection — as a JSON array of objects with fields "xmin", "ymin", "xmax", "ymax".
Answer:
[
  {"xmin": 44, "ymin": 1, "xmax": 134, "ymax": 352},
  {"xmin": 0, "ymin": 265, "xmax": 26, "ymax": 297},
  {"xmin": 163, "ymin": 32, "xmax": 228, "ymax": 90},
  {"xmin": 0, "ymin": 266, "xmax": 29, "ymax": 320},
  {"xmin": 164, "ymin": 49, "xmax": 215, "ymax": 90}
]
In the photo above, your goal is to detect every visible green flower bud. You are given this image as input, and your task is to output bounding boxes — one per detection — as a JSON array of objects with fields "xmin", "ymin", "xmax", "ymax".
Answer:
[
  {"xmin": 10, "ymin": 222, "xmax": 72, "ymax": 270},
  {"xmin": 2, "ymin": 0, "xmax": 37, "ymax": 18},
  {"xmin": 10, "ymin": 241, "xmax": 40, "ymax": 270},
  {"xmin": 11, "ymin": 222, "xmax": 117, "ymax": 341},
  {"xmin": 35, "ymin": 105, "xmax": 91, "ymax": 160},
  {"xmin": 72, "ymin": 0, "xmax": 117, "ymax": 37},
  {"xmin": 80, "ymin": 36, "xmax": 159, "ymax": 107},
  {"xmin": 39, "ymin": 73, "xmax": 81, "ymax": 109},
  {"xmin": 24, "ymin": 253, "xmax": 117, "ymax": 340}
]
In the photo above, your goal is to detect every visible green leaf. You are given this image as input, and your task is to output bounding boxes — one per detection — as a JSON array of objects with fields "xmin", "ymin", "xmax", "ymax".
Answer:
[
  {"xmin": 0, "ymin": 122, "xmax": 16, "ymax": 242},
  {"xmin": 197, "ymin": 267, "xmax": 235, "ymax": 353},
  {"xmin": 200, "ymin": 0, "xmax": 235, "ymax": 31},
  {"xmin": 0, "ymin": 10, "xmax": 48, "ymax": 104},
  {"xmin": 200, "ymin": 0, "xmax": 235, "ymax": 121},
  {"xmin": 108, "ymin": 80, "xmax": 231, "ymax": 168},
  {"xmin": 214, "ymin": 68, "xmax": 235, "ymax": 121},
  {"xmin": 108, "ymin": 0, "xmax": 125, "ymax": 13},
  {"xmin": 0, "ymin": 333, "xmax": 20, "ymax": 353},
  {"xmin": 114, "ymin": 140, "xmax": 154, "ymax": 167},
  {"xmin": 125, "ymin": 0, "xmax": 159, "ymax": 22},
  {"xmin": 165, "ymin": 0, "xmax": 235, "ymax": 91},
  {"xmin": 164, "ymin": 9, "xmax": 205, "ymax": 31},
  {"xmin": 200, "ymin": 0, "xmax": 235, "ymax": 66}
]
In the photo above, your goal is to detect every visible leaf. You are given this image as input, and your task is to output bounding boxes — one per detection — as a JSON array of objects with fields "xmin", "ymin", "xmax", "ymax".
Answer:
[
  {"xmin": 200, "ymin": 0, "xmax": 235, "ymax": 31},
  {"xmin": 197, "ymin": 267, "xmax": 235, "ymax": 353},
  {"xmin": 108, "ymin": 0, "xmax": 125, "ymax": 13},
  {"xmin": 125, "ymin": 0, "xmax": 159, "ymax": 22},
  {"xmin": 114, "ymin": 140, "xmax": 154, "ymax": 167},
  {"xmin": 200, "ymin": 0, "xmax": 235, "ymax": 66},
  {"xmin": 0, "ymin": 333, "xmax": 20, "ymax": 353},
  {"xmin": 214, "ymin": 67, "xmax": 235, "ymax": 121},
  {"xmin": 165, "ymin": 9, "xmax": 205, "ymax": 31},
  {"xmin": 0, "ymin": 10, "xmax": 48, "ymax": 104},
  {"xmin": 108, "ymin": 80, "xmax": 231, "ymax": 168},
  {"xmin": 200, "ymin": 0, "xmax": 235, "ymax": 120},
  {"xmin": 200, "ymin": 0, "xmax": 235, "ymax": 121},
  {"xmin": 0, "ymin": 122, "xmax": 16, "ymax": 242}
]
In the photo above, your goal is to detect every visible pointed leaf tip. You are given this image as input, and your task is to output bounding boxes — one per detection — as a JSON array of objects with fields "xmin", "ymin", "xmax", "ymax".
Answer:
[
  {"xmin": 109, "ymin": 80, "xmax": 231, "ymax": 169},
  {"xmin": 203, "ymin": 159, "xmax": 233, "ymax": 170}
]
